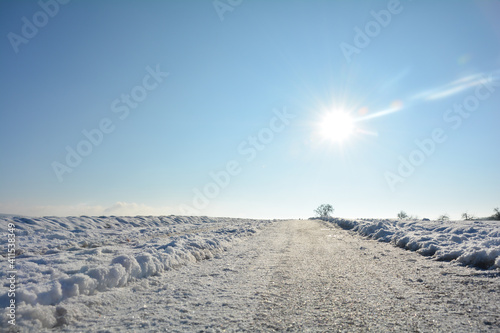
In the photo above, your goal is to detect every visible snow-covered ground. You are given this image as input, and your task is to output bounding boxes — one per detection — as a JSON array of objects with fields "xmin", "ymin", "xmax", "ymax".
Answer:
[
  {"xmin": 0, "ymin": 215, "xmax": 272, "ymax": 330},
  {"xmin": 2, "ymin": 215, "xmax": 499, "ymax": 331},
  {"xmin": 326, "ymin": 217, "xmax": 500, "ymax": 270}
]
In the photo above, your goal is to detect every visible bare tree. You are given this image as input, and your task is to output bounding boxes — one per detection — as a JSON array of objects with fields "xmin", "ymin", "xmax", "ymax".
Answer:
[
  {"xmin": 314, "ymin": 204, "xmax": 334, "ymax": 220},
  {"xmin": 461, "ymin": 212, "xmax": 475, "ymax": 220},
  {"xmin": 438, "ymin": 214, "xmax": 450, "ymax": 221},
  {"xmin": 492, "ymin": 207, "xmax": 500, "ymax": 220}
]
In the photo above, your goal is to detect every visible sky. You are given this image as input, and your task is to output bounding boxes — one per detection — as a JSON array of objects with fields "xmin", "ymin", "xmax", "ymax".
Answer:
[{"xmin": 1, "ymin": 0, "xmax": 499, "ymax": 220}]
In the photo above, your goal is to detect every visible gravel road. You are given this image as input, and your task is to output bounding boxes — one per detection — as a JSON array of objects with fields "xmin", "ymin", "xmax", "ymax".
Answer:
[{"xmin": 60, "ymin": 219, "xmax": 500, "ymax": 332}]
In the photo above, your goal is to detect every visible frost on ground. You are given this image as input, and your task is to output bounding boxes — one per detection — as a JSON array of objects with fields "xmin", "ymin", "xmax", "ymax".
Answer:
[
  {"xmin": 1, "ymin": 217, "xmax": 499, "ymax": 331},
  {"xmin": 327, "ymin": 218, "xmax": 500, "ymax": 270},
  {"xmin": 4, "ymin": 218, "xmax": 498, "ymax": 332},
  {"xmin": 0, "ymin": 215, "xmax": 271, "ymax": 330}
]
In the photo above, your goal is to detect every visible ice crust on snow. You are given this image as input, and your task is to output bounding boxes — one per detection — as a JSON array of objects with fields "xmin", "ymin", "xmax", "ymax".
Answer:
[
  {"xmin": 0, "ymin": 215, "xmax": 271, "ymax": 330},
  {"xmin": 327, "ymin": 218, "xmax": 500, "ymax": 270}
]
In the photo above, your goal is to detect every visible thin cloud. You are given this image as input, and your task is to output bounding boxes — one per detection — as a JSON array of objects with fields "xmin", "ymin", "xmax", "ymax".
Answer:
[
  {"xmin": 0, "ymin": 202, "xmax": 173, "ymax": 217},
  {"xmin": 103, "ymin": 202, "xmax": 173, "ymax": 216},
  {"xmin": 412, "ymin": 72, "xmax": 498, "ymax": 101}
]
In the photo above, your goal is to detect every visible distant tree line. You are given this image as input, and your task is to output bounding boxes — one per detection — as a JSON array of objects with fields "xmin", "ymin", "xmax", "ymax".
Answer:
[
  {"xmin": 396, "ymin": 207, "xmax": 500, "ymax": 221},
  {"xmin": 311, "ymin": 205, "xmax": 500, "ymax": 221}
]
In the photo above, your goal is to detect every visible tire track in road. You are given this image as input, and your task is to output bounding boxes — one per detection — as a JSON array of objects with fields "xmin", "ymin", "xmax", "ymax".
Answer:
[{"xmin": 252, "ymin": 220, "xmax": 500, "ymax": 332}]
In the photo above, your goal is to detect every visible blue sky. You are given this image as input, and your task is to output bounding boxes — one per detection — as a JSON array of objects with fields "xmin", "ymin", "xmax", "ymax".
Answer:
[{"xmin": 1, "ymin": 0, "xmax": 499, "ymax": 220}]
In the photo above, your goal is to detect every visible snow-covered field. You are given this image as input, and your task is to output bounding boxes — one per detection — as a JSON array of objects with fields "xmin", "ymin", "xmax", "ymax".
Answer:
[
  {"xmin": 2, "ymin": 215, "xmax": 500, "ymax": 331},
  {"xmin": 327, "ymin": 217, "xmax": 500, "ymax": 270},
  {"xmin": 0, "ymin": 215, "xmax": 272, "ymax": 330}
]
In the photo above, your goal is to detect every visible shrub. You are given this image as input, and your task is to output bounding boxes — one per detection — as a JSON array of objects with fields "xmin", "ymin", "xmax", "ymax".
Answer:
[
  {"xmin": 491, "ymin": 208, "xmax": 500, "ymax": 221},
  {"xmin": 438, "ymin": 214, "xmax": 450, "ymax": 221},
  {"xmin": 397, "ymin": 211, "xmax": 408, "ymax": 220},
  {"xmin": 461, "ymin": 212, "xmax": 476, "ymax": 220}
]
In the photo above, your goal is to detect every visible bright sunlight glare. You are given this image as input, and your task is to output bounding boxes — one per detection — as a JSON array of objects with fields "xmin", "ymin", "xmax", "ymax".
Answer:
[{"xmin": 319, "ymin": 111, "xmax": 355, "ymax": 143}]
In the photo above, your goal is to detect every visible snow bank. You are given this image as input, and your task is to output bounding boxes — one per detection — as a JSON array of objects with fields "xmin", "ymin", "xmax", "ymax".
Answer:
[
  {"xmin": 0, "ymin": 215, "xmax": 271, "ymax": 330},
  {"xmin": 327, "ymin": 218, "xmax": 500, "ymax": 270}
]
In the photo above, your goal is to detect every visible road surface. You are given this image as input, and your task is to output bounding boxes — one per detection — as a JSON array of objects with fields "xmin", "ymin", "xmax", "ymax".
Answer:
[{"xmin": 62, "ymin": 219, "xmax": 500, "ymax": 332}]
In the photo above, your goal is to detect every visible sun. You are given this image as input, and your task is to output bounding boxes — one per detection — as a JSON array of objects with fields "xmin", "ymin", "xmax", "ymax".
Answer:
[{"xmin": 318, "ymin": 111, "xmax": 355, "ymax": 143}]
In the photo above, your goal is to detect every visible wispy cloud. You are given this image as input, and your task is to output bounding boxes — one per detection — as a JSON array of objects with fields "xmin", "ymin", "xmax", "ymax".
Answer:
[
  {"xmin": 412, "ymin": 71, "xmax": 499, "ymax": 101},
  {"xmin": 0, "ymin": 202, "xmax": 174, "ymax": 217},
  {"xmin": 356, "ymin": 70, "xmax": 500, "ymax": 123},
  {"xmin": 103, "ymin": 202, "xmax": 173, "ymax": 216}
]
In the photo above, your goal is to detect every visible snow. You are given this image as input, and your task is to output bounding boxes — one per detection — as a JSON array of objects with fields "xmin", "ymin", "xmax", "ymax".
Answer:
[
  {"xmin": 2, "ymin": 215, "xmax": 499, "ymax": 331},
  {"xmin": 326, "ymin": 217, "xmax": 500, "ymax": 270},
  {"xmin": 0, "ymin": 215, "xmax": 272, "ymax": 330}
]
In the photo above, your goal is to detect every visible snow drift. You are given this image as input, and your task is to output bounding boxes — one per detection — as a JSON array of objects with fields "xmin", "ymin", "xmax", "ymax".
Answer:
[
  {"xmin": 327, "ymin": 218, "xmax": 500, "ymax": 270},
  {"xmin": 0, "ymin": 215, "xmax": 271, "ymax": 330}
]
